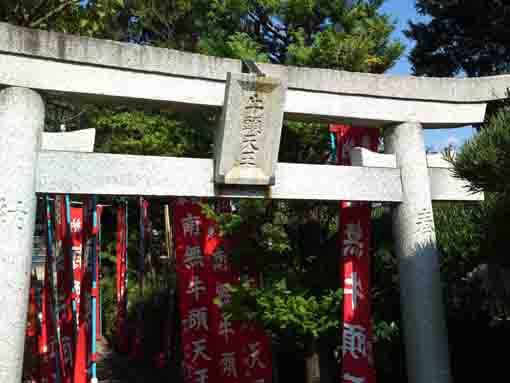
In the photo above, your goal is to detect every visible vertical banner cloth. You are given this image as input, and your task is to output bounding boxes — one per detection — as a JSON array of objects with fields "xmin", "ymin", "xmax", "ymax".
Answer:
[
  {"xmin": 38, "ymin": 197, "xmax": 60, "ymax": 383},
  {"xmin": 39, "ymin": 267, "xmax": 59, "ymax": 383},
  {"xmin": 26, "ymin": 280, "xmax": 39, "ymax": 382},
  {"xmin": 238, "ymin": 323, "xmax": 273, "ymax": 383},
  {"xmin": 116, "ymin": 204, "xmax": 129, "ymax": 353},
  {"xmin": 70, "ymin": 207, "xmax": 84, "ymax": 327},
  {"xmin": 173, "ymin": 198, "xmax": 215, "ymax": 383},
  {"xmin": 96, "ymin": 206, "xmax": 104, "ymax": 342},
  {"xmin": 89, "ymin": 199, "xmax": 102, "ymax": 383},
  {"xmin": 203, "ymin": 215, "xmax": 242, "ymax": 383},
  {"xmin": 204, "ymin": 203, "xmax": 273, "ymax": 383},
  {"xmin": 174, "ymin": 199, "xmax": 273, "ymax": 383},
  {"xmin": 39, "ymin": 269, "xmax": 58, "ymax": 383},
  {"xmin": 331, "ymin": 125, "xmax": 378, "ymax": 383},
  {"xmin": 26, "ymin": 282, "xmax": 38, "ymax": 354},
  {"xmin": 74, "ymin": 199, "xmax": 97, "ymax": 383},
  {"xmin": 54, "ymin": 196, "xmax": 75, "ymax": 383}
]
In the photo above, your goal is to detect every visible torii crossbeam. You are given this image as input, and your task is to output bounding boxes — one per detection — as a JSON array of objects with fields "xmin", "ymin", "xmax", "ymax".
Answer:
[{"xmin": 0, "ymin": 22, "xmax": 506, "ymax": 383}]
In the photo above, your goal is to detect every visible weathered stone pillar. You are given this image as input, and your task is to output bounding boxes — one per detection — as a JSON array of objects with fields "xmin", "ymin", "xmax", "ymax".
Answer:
[
  {"xmin": 0, "ymin": 87, "xmax": 44, "ymax": 382},
  {"xmin": 384, "ymin": 122, "xmax": 451, "ymax": 383}
]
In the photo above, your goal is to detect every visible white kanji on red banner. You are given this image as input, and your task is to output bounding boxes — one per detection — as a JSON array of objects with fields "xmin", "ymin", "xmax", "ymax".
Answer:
[
  {"xmin": 343, "ymin": 221, "xmax": 364, "ymax": 258},
  {"xmin": 212, "ymin": 247, "xmax": 228, "ymax": 272},
  {"xmin": 182, "ymin": 213, "xmax": 202, "ymax": 238},
  {"xmin": 342, "ymin": 323, "xmax": 368, "ymax": 360},
  {"xmin": 186, "ymin": 307, "xmax": 209, "ymax": 331},
  {"xmin": 247, "ymin": 341, "xmax": 266, "ymax": 369},
  {"xmin": 218, "ymin": 313, "xmax": 234, "ymax": 343},
  {"xmin": 194, "ymin": 368, "xmax": 209, "ymax": 383},
  {"xmin": 191, "ymin": 338, "xmax": 212, "ymax": 363},
  {"xmin": 220, "ymin": 352, "xmax": 238, "ymax": 378},
  {"xmin": 344, "ymin": 271, "xmax": 365, "ymax": 311},
  {"xmin": 184, "ymin": 245, "xmax": 204, "ymax": 269},
  {"xmin": 71, "ymin": 217, "xmax": 82, "ymax": 233},
  {"xmin": 187, "ymin": 275, "xmax": 207, "ymax": 301}
]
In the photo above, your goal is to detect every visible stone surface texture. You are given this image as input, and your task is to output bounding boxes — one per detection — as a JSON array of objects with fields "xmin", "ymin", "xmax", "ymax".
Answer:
[
  {"xmin": 428, "ymin": 168, "xmax": 482, "ymax": 202},
  {"xmin": 2, "ymin": 22, "xmax": 509, "ymax": 103},
  {"xmin": 36, "ymin": 152, "xmax": 403, "ymax": 202},
  {"xmin": 349, "ymin": 147, "xmax": 397, "ymax": 168},
  {"xmin": 0, "ymin": 22, "xmax": 506, "ymax": 127},
  {"xmin": 41, "ymin": 128, "xmax": 96, "ymax": 152},
  {"xmin": 384, "ymin": 122, "xmax": 452, "ymax": 383},
  {"xmin": 0, "ymin": 87, "xmax": 44, "ymax": 383},
  {"xmin": 349, "ymin": 147, "xmax": 482, "ymax": 201},
  {"xmin": 0, "ymin": 52, "xmax": 486, "ymax": 127},
  {"xmin": 36, "ymin": 151, "xmax": 480, "ymax": 202},
  {"xmin": 215, "ymin": 73, "xmax": 286, "ymax": 185},
  {"xmin": 426, "ymin": 152, "xmax": 453, "ymax": 168}
]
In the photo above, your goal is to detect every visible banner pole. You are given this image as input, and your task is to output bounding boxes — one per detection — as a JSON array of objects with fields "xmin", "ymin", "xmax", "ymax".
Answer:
[
  {"xmin": 45, "ymin": 196, "xmax": 62, "ymax": 383},
  {"xmin": 90, "ymin": 196, "xmax": 98, "ymax": 383},
  {"xmin": 65, "ymin": 194, "xmax": 79, "ymax": 347}
]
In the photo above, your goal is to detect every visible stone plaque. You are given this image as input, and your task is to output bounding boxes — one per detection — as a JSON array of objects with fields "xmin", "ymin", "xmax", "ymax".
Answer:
[{"xmin": 214, "ymin": 72, "xmax": 286, "ymax": 185}]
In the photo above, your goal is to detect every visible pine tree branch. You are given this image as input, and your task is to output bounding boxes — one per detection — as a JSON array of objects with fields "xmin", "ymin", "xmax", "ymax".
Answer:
[{"xmin": 29, "ymin": 0, "xmax": 78, "ymax": 28}]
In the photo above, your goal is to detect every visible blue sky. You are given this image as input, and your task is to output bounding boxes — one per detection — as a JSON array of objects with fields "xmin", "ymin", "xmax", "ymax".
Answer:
[{"xmin": 380, "ymin": 0, "xmax": 476, "ymax": 152}]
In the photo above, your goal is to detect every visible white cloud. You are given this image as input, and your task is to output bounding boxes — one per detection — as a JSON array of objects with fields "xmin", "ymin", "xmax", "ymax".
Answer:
[
  {"xmin": 446, "ymin": 135, "xmax": 461, "ymax": 148},
  {"xmin": 427, "ymin": 135, "xmax": 464, "ymax": 153}
]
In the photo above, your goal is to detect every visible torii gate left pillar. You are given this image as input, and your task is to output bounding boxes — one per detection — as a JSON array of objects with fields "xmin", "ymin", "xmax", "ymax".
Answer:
[{"xmin": 0, "ymin": 87, "xmax": 45, "ymax": 382}]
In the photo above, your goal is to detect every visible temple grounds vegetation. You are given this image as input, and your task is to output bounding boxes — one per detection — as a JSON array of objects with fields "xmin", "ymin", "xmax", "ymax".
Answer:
[{"xmin": 5, "ymin": 0, "xmax": 510, "ymax": 381}]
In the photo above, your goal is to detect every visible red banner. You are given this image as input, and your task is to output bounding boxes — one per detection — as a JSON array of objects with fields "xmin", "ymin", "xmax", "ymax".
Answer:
[
  {"xmin": 96, "ymin": 205, "xmax": 103, "ymax": 341},
  {"xmin": 239, "ymin": 322, "xmax": 273, "ymax": 383},
  {"xmin": 39, "ymin": 265, "xmax": 59, "ymax": 383},
  {"xmin": 331, "ymin": 125, "xmax": 378, "ymax": 383},
  {"xmin": 174, "ymin": 198, "xmax": 215, "ymax": 383},
  {"xmin": 204, "ymin": 204, "xmax": 273, "ymax": 383},
  {"xmin": 74, "ymin": 199, "xmax": 97, "ymax": 383},
  {"xmin": 70, "ymin": 205, "xmax": 86, "ymax": 383},
  {"xmin": 27, "ymin": 283, "xmax": 37, "ymax": 339},
  {"xmin": 70, "ymin": 207, "xmax": 84, "ymax": 327},
  {"xmin": 116, "ymin": 204, "xmax": 129, "ymax": 353},
  {"xmin": 54, "ymin": 196, "xmax": 74, "ymax": 383},
  {"xmin": 174, "ymin": 199, "xmax": 273, "ymax": 383},
  {"xmin": 25, "ymin": 281, "xmax": 39, "ymax": 381},
  {"xmin": 203, "ymin": 216, "xmax": 242, "ymax": 383}
]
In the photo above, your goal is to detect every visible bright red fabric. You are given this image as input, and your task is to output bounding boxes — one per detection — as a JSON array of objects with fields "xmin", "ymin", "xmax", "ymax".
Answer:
[
  {"xmin": 54, "ymin": 196, "xmax": 74, "ymax": 383},
  {"xmin": 116, "ymin": 205, "xmax": 129, "ymax": 353},
  {"xmin": 174, "ymin": 199, "xmax": 215, "ymax": 383},
  {"xmin": 332, "ymin": 125, "xmax": 378, "ymax": 383}
]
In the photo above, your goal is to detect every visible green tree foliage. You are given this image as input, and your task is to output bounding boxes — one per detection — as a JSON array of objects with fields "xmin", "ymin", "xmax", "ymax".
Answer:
[
  {"xmin": 2, "ymin": 1, "xmax": 407, "ymax": 379},
  {"xmin": 449, "ymin": 111, "xmax": 510, "ymax": 308},
  {"xmin": 226, "ymin": 280, "xmax": 343, "ymax": 352},
  {"xmin": 90, "ymin": 108, "xmax": 215, "ymax": 157},
  {"xmin": 128, "ymin": 0, "xmax": 403, "ymax": 71},
  {"xmin": 405, "ymin": 0, "xmax": 510, "ymax": 77},
  {"xmin": 451, "ymin": 111, "xmax": 510, "ymax": 195},
  {"xmin": 0, "ymin": 0, "xmax": 126, "ymax": 36},
  {"xmin": 0, "ymin": 0, "xmax": 82, "ymax": 30}
]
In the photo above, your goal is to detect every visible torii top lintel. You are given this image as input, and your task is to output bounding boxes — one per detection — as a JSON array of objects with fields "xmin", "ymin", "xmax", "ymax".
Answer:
[{"xmin": 0, "ymin": 22, "xmax": 508, "ymax": 128}]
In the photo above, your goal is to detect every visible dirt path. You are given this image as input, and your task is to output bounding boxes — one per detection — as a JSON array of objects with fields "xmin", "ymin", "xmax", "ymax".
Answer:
[{"xmin": 96, "ymin": 340, "xmax": 175, "ymax": 383}]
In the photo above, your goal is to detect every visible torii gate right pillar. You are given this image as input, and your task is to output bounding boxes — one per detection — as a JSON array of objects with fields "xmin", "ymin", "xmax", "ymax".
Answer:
[{"xmin": 384, "ymin": 122, "xmax": 452, "ymax": 383}]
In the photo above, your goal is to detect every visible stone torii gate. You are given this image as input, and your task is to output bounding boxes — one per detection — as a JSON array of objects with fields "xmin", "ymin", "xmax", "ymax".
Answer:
[{"xmin": 0, "ymin": 22, "xmax": 506, "ymax": 383}]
